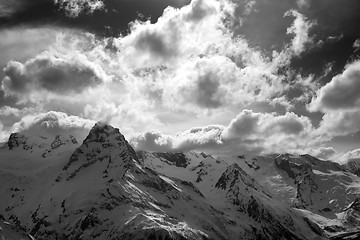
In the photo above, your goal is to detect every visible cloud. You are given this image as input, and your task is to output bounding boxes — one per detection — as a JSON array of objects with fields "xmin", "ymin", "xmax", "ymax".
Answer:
[
  {"xmin": 0, "ymin": 27, "xmax": 59, "ymax": 72},
  {"xmin": 131, "ymin": 131, "xmax": 174, "ymax": 152},
  {"xmin": 317, "ymin": 111, "xmax": 360, "ymax": 138},
  {"xmin": 112, "ymin": 1, "xmax": 319, "ymax": 114},
  {"xmin": 221, "ymin": 110, "xmax": 260, "ymax": 138},
  {"xmin": 0, "ymin": 0, "xmax": 314, "ymax": 120},
  {"xmin": 12, "ymin": 111, "xmax": 95, "ymax": 141},
  {"xmin": 0, "ymin": 106, "xmax": 35, "ymax": 129},
  {"xmin": 341, "ymin": 148, "xmax": 360, "ymax": 162},
  {"xmin": 117, "ymin": 0, "xmax": 220, "ymax": 67},
  {"xmin": 296, "ymin": 0, "xmax": 310, "ymax": 9},
  {"xmin": 131, "ymin": 109, "xmax": 320, "ymax": 155},
  {"xmin": 354, "ymin": 38, "xmax": 360, "ymax": 52},
  {"xmin": 0, "ymin": 0, "xmax": 344, "ymax": 159},
  {"xmin": 131, "ymin": 125, "xmax": 224, "ymax": 152},
  {"xmin": 54, "ymin": 0, "xmax": 105, "ymax": 18},
  {"xmin": 161, "ymin": 56, "xmax": 236, "ymax": 110},
  {"xmin": 285, "ymin": 10, "xmax": 315, "ymax": 56},
  {"xmin": 184, "ymin": 0, "xmax": 217, "ymax": 22},
  {"xmin": 222, "ymin": 110, "xmax": 312, "ymax": 140},
  {"xmin": 2, "ymin": 44, "xmax": 110, "ymax": 102},
  {"xmin": 309, "ymin": 60, "xmax": 360, "ymax": 111},
  {"xmin": 0, "ymin": 1, "xmax": 22, "ymax": 17},
  {"xmin": 310, "ymin": 146, "xmax": 336, "ymax": 160}
]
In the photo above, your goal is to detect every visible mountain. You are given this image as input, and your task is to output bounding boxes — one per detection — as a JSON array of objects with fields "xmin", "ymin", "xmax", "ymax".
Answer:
[
  {"xmin": 0, "ymin": 214, "xmax": 33, "ymax": 240},
  {"xmin": 0, "ymin": 123, "xmax": 359, "ymax": 239},
  {"xmin": 344, "ymin": 159, "xmax": 360, "ymax": 177},
  {"xmin": 139, "ymin": 151, "xmax": 360, "ymax": 238}
]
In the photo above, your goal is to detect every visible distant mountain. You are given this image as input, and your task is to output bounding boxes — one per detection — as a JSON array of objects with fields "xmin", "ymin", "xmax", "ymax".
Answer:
[
  {"xmin": 0, "ymin": 123, "xmax": 359, "ymax": 239},
  {"xmin": 343, "ymin": 158, "xmax": 360, "ymax": 177}
]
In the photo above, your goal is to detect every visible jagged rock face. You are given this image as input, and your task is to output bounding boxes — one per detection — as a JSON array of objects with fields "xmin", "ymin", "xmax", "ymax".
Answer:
[
  {"xmin": 214, "ymin": 164, "xmax": 266, "ymax": 208},
  {"xmin": 59, "ymin": 122, "xmax": 138, "ymax": 181},
  {"xmin": 342, "ymin": 198, "xmax": 360, "ymax": 228},
  {"xmin": 274, "ymin": 154, "xmax": 313, "ymax": 180},
  {"xmin": 0, "ymin": 215, "xmax": 33, "ymax": 240},
  {"xmin": 214, "ymin": 164, "xmax": 314, "ymax": 240},
  {"xmin": 275, "ymin": 154, "xmax": 320, "ymax": 210},
  {"xmin": 295, "ymin": 172, "xmax": 318, "ymax": 208},
  {"xmin": 215, "ymin": 163, "xmax": 264, "ymax": 192},
  {"xmin": 51, "ymin": 135, "xmax": 77, "ymax": 149},
  {"xmin": 2, "ymin": 132, "xmax": 79, "ymax": 160},
  {"xmin": 274, "ymin": 154, "xmax": 359, "ymax": 216},
  {"xmin": 300, "ymin": 154, "xmax": 344, "ymax": 172},
  {"xmin": 7, "ymin": 133, "xmax": 30, "ymax": 150},
  {"xmin": 153, "ymin": 152, "xmax": 190, "ymax": 168},
  {"xmin": 1, "ymin": 124, "xmax": 344, "ymax": 240},
  {"xmin": 2, "ymin": 123, "xmax": 227, "ymax": 240}
]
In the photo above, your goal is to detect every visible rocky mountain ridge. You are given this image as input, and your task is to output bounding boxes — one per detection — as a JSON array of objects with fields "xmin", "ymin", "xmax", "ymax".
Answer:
[{"xmin": 0, "ymin": 123, "xmax": 359, "ymax": 239}]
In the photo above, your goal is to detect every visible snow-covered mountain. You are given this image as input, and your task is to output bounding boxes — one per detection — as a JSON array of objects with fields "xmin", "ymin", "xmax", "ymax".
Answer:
[
  {"xmin": 0, "ymin": 123, "xmax": 359, "ymax": 239},
  {"xmin": 344, "ymin": 158, "xmax": 360, "ymax": 177}
]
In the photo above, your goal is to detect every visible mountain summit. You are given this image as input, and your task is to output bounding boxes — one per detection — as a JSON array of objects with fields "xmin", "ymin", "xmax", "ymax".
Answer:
[{"xmin": 0, "ymin": 123, "xmax": 359, "ymax": 239}]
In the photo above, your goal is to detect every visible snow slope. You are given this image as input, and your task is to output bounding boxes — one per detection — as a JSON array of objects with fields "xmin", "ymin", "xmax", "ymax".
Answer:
[
  {"xmin": 140, "ymin": 151, "xmax": 360, "ymax": 238},
  {"xmin": 1, "ymin": 123, "xmax": 358, "ymax": 239}
]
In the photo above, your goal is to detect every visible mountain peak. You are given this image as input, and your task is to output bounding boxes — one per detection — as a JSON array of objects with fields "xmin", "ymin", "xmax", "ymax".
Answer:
[
  {"xmin": 60, "ymin": 122, "xmax": 138, "ymax": 179},
  {"xmin": 215, "ymin": 163, "xmax": 255, "ymax": 190},
  {"xmin": 83, "ymin": 122, "xmax": 124, "ymax": 144}
]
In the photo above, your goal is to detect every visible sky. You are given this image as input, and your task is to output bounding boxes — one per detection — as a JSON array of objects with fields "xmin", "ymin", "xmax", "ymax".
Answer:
[{"xmin": 0, "ymin": 0, "xmax": 359, "ymax": 162}]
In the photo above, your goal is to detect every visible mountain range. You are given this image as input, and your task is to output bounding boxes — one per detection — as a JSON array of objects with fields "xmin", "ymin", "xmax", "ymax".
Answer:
[{"xmin": 0, "ymin": 123, "xmax": 359, "ymax": 240}]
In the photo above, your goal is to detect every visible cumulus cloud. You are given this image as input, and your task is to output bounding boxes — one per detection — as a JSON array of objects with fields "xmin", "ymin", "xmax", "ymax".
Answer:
[
  {"xmin": 131, "ymin": 125, "xmax": 224, "ymax": 153},
  {"xmin": 341, "ymin": 149, "xmax": 360, "ymax": 162},
  {"xmin": 0, "ymin": 0, "xmax": 333, "ymax": 158},
  {"xmin": 0, "ymin": 0, "xmax": 316, "ymax": 124},
  {"xmin": 310, "ymin": 146, "xmax": 336, "ymax": 160},
  {"xmin": 285, "ymin": 10, "xmax": 315, "ymax": 55},
  {"xmin": 309, "ymin": 60, "xmax": 360, "ymax": 112},
  {"xmin": 117, "ymin": 0, "xmax": 221, "ymax": 68},
  {"xmin": 54, "ymin": 0, "xmax": 105, "ymax": 18},
  {"xmin": 112, "ymin": 0, "xmax": 318, "ymax": 113},
  {"xmin": 131, "ymin": 131, "xmax": 175, "ymax": 152},
  {"xmin": 0, "ymin": 106, "xmax": 36, "ymax": 129},
  {"xmin": 317, "ymin": 111, "xmax": 360, "ymax": 137},
  {"xmin": 1, "ymin": 35, "xmax": 111, "ymax": 102},
  {"xmin": 12, "ymin": 111, "xmax": 95, "ymax": 141},
  {"xmin": 222, "ymin": 110, "xmax": 260, "ymax": 138},
  {"xmin": 131, "ymin": 109, "xmax": 321, "ymax": 156}
]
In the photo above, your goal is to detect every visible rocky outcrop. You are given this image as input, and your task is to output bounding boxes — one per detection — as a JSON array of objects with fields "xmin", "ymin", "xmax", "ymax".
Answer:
[
  {"xmin": 7, "ymin": 133, "xmax": 31, "ymax": 150},
  {"xmin": 341, "ymin": 198, "xmax": 360, "ymax": 228},
  {"xmin": 153, "ymin": 152, "xmax": 190, "ymax": 168}
]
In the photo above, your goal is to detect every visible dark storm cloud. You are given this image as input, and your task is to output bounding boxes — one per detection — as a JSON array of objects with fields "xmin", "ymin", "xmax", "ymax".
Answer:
[
  {"xmin": 0, "ymin": 0, "xmax": 191, "ymax": 37},
  {"xmin": 2, "ymin": 53, "xmax": 104, "ymax": 96}
]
